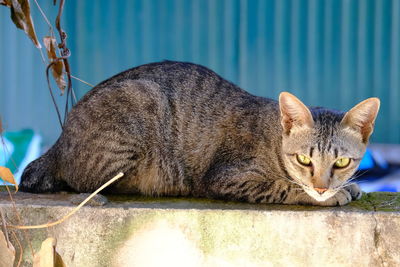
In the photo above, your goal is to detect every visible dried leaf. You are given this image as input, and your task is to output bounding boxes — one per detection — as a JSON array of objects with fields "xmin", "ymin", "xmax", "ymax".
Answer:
[
  {"xmin": 7, "ymin": 0, "xmax": 41, "ymax": 48},
  {"xmin": 0, "ymin": 0, "xmax": 11, "ymax": 7},
  {"xmin": 0, "ymin": 166, "xmax": 18, "ymax": 192},
  {"xmin": 33, "ymin": 238, "xmax": 67, "ymax": 267},
  {"xmin": 44, "ymin": 36, "xmax": 66, "ymax": 94},
  {"xmin": 0, "ymin": 230, "xmax": 15, "ymax": 267}
]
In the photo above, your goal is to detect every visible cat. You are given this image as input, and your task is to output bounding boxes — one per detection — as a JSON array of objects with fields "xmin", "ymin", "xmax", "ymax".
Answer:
[{"xmin": 19, "ymin": 61, "xmax": 380, "ymax": 206}]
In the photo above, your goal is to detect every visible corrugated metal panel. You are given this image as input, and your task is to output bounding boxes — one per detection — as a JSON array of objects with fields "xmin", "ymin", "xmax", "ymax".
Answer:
[
  {"xmin": 1, "ymin": 0, "xmax": 399, "ymax": 145},
  {"xmin": 0, "ymin": 1, "xmax": 64, "ymax": 146}
]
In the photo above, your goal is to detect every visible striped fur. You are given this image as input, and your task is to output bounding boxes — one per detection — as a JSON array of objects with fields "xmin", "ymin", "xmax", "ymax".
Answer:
[{"xmin": 19, "ymin": 61, "xmax": 379, "ymax": 206}]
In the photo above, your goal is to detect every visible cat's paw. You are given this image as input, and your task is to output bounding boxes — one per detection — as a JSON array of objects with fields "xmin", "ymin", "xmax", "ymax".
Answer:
[
  {"xmin": 316, "ymin": 185, "xmax": 361, "ymax": 206},
  {"xmin": 343, "ymin": 183, "xmax": 362, "ymax": 200},
  {"xmin": 283, "ymin": 184, "xmax": 360, "ymax": 206},
  {"xmin": 291, "ymin": 189, "xmax": 351, "ymax": 206},
  {"xmin": 326, "ymin": 189, "xmax": 352, "ymax": 206}
]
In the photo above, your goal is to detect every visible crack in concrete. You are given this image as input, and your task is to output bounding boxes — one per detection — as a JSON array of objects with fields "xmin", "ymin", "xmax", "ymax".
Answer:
[
  {"xmin": 372, "ymin": 213, "xmax": 385, "ymax": 267},
  {"xmin": 361, "ymin": 193, "xmax": 390, "ymax": 267}
]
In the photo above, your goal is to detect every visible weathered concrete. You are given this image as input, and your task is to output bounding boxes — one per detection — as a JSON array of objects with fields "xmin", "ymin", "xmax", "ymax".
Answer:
[{"xmin": 0, "ymin": 191, "xmax": 399, "ymax": 267}]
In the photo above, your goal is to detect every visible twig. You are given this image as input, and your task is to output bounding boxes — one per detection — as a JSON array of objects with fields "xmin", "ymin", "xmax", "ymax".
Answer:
[
  {"xmin": 33, "ymin": 0, "xmax": 55, "ymax": 36},
  {"xmin": 71, "ymin": 84, "xmax": 78, "ymax": 103},
  {"xmin": 8, "ymin": 172, "xmax": 124, "ymax": 230},
  {"xmin": 38, "ymin": 47, "xmax": 47, "ymax": 64},
  {"xmin": 46, "ymin": 61, "xmax": 64, "ymax": 129},
  {"xmin": 32, "ymin": 0, "xmax": 50, "ymax": 66},
  {"xmin": 4, "ymin": 185, "xmax": 35, "ymax": 257},
  {"xmin": 0, "ymin": 207, "xmax": 10, "ymax": 247},
  {"xmin": 70, "ymin": 75, "xmax": 94, "ymax": 87},
  {"xmin": 34, "ymin": 0, "xmax": 87, "ymax": 118},
  {"xmin": 54, "ymin": 0, "xmax": 74, "ymax": 124},
  {"xmin": 11, "ymin": 230, "xmax": 23, "ymax": 267}
]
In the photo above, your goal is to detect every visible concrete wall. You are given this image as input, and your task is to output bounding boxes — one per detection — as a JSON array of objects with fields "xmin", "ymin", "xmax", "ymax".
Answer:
[{"xmin": 0, "ymin": 192, "xmax": 399, "ymax": 267}]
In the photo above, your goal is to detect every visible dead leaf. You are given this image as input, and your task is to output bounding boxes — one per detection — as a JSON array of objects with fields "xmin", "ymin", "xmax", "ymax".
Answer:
[
  {"xmin": 33, "ymin": 238, "xmax": 67, "ymax": 267},
  {"xmin": 44, "ymin": 36, "xmax": 66, "ymax": 94},
  {"xmin": 0, "ymin": 166, "xmax": 18, "ymax": 192},
  {"xmin": 0, "ymin": 230, "xmax": 15, "ymax": 267},
  {"xmin": 4, "ymin": 0, "xmax": 41, "ymax": 48},
  {"xmin": 0, "ymin": 0, "xmax": 11, "ymax": 7}
]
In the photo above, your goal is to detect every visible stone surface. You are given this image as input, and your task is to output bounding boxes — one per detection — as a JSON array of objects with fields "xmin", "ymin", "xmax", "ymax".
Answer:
[{"xmin": 0, "ymin": 191, "xmax": 399, "ymax": 267}]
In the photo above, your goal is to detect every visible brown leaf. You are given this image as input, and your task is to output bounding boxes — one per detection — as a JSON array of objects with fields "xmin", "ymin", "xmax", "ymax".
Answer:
[
  {"xmin": 33, "ymin": 238, "xmax": 67, "ymax": 267},
  {"xmin": 7, "ymin": 0, "xmax": 41, "ymax": 48},
  {"xmin": 0, "ymin": 166, "xmax": 18, "ymax": 192},
  {"xmin": 0, "ymin": 230, "xmax": 15, "ymax": 267},
  {"xmin": 44, "ymin": 36, "xmax": 66, "ymax": 94},
  {"xmin": 0, "ymin": 0, "xmax": 11, "ymax": 7}
]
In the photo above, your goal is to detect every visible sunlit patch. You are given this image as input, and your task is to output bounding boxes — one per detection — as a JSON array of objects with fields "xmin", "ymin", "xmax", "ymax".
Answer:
[{"xmin": 113, "ymin": 220, "xmax": 203, "ymax": 267}]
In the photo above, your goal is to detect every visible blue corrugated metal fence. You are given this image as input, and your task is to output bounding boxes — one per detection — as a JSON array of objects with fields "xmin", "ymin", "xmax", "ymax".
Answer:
[{"xmin": 1, "ymin": 0, "xmax": 399, "ymax": 145}]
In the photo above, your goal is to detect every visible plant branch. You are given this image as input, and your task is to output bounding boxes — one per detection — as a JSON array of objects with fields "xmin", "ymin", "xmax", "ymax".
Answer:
[
  {"xmin": 0, "ymin": 207, "xmax": 10, "ymax": 248},
  {"xmin": 70, "ymin": 75, "xmax": 94, "ymax": 87},
  {"xmin": 46, "ymin": 61, "xmax": 64, "ymax": 129},
  {"xmin": 11, "ymin": 231, "xmax": 22, "ymax": 267},
  {"xmin": 8, "ymin": 172, "xmax": 124, "ymax": 230},
  {"xmin": 4, "ymin": 185, "xmax": 34, "ymax": 257},
  {"xmin": 33, "ymin": 0, "xmax": 54, "ymax": 36},
  {"xmin": 54, "ymin": 0, "xmax": 74, "ymax": 124}
]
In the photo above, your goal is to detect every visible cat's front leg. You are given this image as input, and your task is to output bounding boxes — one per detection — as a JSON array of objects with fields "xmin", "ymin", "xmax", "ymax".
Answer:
[
  {"xmin": 202, "ymin": 167, "xmax": 302, "ymax": 204},
  {"xmin": 344, "ymin": 183, "xmax": 362, "ymax": 200},
  {"xmin": 202, "ymin": 166, "xmax": 360, "ymax": 206}
]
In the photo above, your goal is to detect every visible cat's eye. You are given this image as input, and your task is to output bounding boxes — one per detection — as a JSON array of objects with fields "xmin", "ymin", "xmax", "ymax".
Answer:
[
  {"xmin": 334, "ymin": 157, "xmax": 351, "ymax": 168},
  {"xmin": 296, "ymin": 154, "xmax": 312, "ymax": 166}
]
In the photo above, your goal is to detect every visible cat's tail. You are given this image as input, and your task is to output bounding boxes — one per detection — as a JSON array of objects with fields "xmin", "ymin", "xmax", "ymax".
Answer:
[{"xmin": 19, "ymin": 144, "xmax": 68, "ymax": 193}]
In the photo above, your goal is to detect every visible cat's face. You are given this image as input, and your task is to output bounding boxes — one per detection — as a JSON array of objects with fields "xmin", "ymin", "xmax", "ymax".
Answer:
[{"xmin": 279, "ymin": 92, "xmax": 380, "ymax": 202}]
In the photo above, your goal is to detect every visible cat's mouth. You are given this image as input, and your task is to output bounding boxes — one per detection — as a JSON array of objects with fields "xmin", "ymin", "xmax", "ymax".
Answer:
[
  {"xmin": 302, "ymin": 186, "xmax": 338, "ymax": 202},
  {"xmin": 291, "ymin": 176, "xmax": 341, "ymax": 202}
]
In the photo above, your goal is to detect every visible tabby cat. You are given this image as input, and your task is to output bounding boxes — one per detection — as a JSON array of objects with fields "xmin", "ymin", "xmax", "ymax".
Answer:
[{"xmin": 20, "ymin": 61, "xmax": 380, "ymax": 206}]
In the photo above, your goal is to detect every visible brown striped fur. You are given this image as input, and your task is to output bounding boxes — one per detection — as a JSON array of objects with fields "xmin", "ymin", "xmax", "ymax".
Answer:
[{"xmin": 20, "ymin": 61, "xmax": 380, "ymax": 206}]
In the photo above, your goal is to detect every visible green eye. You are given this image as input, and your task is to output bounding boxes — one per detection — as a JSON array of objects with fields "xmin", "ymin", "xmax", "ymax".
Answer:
[
  {"xmin": 334, "ymin": 158, "xmax": 351, "ymax": 168},
  {"xmin": 296, "ymin": 154, "xmax": 312, "ymax": 166}
]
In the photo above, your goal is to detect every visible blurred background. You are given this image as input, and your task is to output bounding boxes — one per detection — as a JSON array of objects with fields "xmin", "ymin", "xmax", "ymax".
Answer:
[{"xmin": 0, "ymin": 0, "xmax": 399, "ymax": 190}]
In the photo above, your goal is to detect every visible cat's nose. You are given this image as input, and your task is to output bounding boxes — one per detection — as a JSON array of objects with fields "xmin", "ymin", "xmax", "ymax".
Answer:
[{"xmin": 314, "ymin": 187, "xmax": 328, "ymax": 194}]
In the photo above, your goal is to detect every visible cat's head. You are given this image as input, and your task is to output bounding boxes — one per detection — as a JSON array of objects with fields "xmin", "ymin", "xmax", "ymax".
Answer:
[{"xmin": 279, "ymin": 92, "xmax": 380, "ymax": 202}]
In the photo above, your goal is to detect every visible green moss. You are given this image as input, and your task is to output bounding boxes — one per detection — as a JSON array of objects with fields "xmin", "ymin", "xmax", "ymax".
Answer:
[
  {"xmin": 349, "ymin": 192, "xmax": 400, "ymax": 211},
  {"xmin": 0, "ymin": 185, "xmax": 16, "ymax": 192},
  {"xmin": 106, "ymin": 194, "xmax": 228, "ymax": 205},
  {"xmin": 105, "ymin": 194, "xmax": 333, "ymax": 212}
]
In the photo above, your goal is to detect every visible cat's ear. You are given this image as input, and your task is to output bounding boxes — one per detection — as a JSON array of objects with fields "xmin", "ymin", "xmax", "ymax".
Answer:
[
  {"xmin": 279, "ymin": 92, "xmax": 314, "ymax": 135},
  {"xmin": 341, "ymin": 97, "xmax": 380, "ymax": 143}
]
